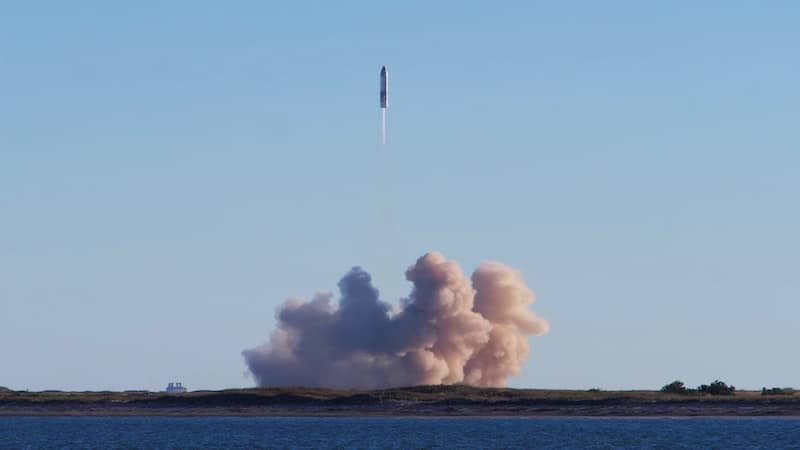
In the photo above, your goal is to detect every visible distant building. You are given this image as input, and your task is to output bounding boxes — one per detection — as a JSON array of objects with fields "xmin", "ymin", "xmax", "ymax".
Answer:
[{"xmin": 165, "ymin": 382, "xmax": 187, "ymax": 393}]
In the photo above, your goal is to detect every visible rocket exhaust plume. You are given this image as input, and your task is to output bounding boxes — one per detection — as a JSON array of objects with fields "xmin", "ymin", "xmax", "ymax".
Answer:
[
  {"xmin": 243, "ymin": 252, "xmax": 550, "ymax": 389},
  {"xmin": 379, "ymin": 65, "xmax": 388, "ymax": 144},
  {"xmin": 381, "ymin": 108, "xmax": 386, "ymax": 145}
]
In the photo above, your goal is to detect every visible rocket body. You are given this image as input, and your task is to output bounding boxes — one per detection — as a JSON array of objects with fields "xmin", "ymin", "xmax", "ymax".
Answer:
[{"xmin": 379, "ymin": 66, "xmax": 388, "ymax": 109}]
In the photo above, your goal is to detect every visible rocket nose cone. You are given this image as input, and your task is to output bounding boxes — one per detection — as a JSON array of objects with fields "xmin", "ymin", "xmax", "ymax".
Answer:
[{"xmin": 381, "ymin": 66, "xmax": 386, "ymax": 74}]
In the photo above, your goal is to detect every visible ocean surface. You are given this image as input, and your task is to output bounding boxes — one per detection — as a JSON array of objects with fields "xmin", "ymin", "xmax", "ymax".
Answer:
[{"xmin": 1, "ymin": 417, "xmax": 799, "ymax": 449}]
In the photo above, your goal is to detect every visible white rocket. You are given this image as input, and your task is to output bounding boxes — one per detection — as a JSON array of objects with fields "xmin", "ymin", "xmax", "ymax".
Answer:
[
  {"xmin": 379, "ymin": 66, "xmax": 388, "ymax": 109},
  {"xmin": 379, "ymin": 66, "xmax": 388, "ymax": 144}
]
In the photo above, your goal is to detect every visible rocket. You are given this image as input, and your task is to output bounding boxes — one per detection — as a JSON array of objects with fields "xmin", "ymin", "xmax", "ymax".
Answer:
[
  {"xmin": 379, "ymin": 66, "xmax": 388, "ymax": 109},
  {"xmin": 379, "ymin": 66, "xmax": 388, "ymax": 144}
]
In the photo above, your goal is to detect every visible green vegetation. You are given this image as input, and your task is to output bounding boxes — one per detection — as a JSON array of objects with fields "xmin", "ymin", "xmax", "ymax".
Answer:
[
  {"xmin": 660, "ymin": 380, "xmax": 741, "ymax": 396},
  {"xmin": 661, "ymin": 381, "xmax": 689, "ymax": 394},
  {"xmin": 698, "ymin": 380, "xmax": 735, "ymax": 395},
  {"xmin": 762, "ymin": 387, "xmax": 795, "ymax": 396}
]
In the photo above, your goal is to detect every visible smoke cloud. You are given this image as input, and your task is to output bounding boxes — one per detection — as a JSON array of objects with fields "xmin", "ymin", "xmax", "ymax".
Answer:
[{"xmin": 243, "ymin": 252, "xmax": 549, "ymax": 389}]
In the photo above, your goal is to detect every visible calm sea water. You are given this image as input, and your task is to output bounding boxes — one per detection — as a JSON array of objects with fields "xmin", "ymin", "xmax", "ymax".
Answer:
[{"xmin": 1, "ymin": 417, "xmax": 799, "ymax": 449}]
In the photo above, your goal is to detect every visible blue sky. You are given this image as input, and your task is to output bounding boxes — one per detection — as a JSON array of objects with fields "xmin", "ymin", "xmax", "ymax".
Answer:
[{"xmin": 1, "ymin": 1, "xmax": 798, "ymax": 391}]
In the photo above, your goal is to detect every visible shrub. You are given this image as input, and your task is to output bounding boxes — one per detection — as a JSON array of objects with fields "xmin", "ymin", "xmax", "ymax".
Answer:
[
  {"xmin": 761, "ymin": 387, "xmax": 794, "ymax": 396},
  {"xmin": 698, "ymin": 380, "xmax": 735, "ymax": 395},
  {"xmin": 661, "ymin": 380, "xmax": 689, "ymax": 394}
]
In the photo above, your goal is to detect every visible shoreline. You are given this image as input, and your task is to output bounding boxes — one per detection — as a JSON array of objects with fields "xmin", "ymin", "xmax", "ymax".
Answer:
[{"xmin": 3, "ymin": 385, "xmax": 799, "ymax": 418}]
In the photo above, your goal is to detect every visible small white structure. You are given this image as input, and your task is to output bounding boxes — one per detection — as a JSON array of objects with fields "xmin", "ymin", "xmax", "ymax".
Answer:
[{"xmin": 165, "ymin": 382, "xmax": 187, "ymax": 393}]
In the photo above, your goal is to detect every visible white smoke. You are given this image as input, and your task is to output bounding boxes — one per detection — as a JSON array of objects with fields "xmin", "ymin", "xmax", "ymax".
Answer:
[
  {"xmin": 381, "ymin": 108, "xmax": 386, "ymax": 145},
  {"xmin": 243, "ymin": 252, "xmax": 549, "ymax": 389}
]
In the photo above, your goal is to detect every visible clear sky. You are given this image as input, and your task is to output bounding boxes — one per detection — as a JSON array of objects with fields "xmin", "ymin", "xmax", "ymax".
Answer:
[{"xmin": 1, "ymin": 1, "xmax": 798, "ymax": 392}]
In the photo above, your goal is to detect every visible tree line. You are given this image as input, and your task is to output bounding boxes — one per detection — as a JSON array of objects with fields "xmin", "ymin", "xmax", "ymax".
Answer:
[{"xmin": 661, "ymin": 380, "xmax": 795, "ymax": 396}]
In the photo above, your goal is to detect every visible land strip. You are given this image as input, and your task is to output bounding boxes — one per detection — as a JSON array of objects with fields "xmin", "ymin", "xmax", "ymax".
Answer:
[{"xmin": 1, "ymin": 385, "xmax": 798, "ymax": 417}]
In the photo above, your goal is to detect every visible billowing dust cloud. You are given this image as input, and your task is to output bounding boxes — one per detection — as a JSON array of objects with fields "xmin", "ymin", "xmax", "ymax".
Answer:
[{"xmin": 243, "ymin": 252, "xmax": 549, "ymax": 389}]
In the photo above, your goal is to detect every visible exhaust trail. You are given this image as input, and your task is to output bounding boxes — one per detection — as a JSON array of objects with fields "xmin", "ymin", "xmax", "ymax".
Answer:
[{"xmin": 381, "ymin": 108, "xmax": 386, "ymax": 145}]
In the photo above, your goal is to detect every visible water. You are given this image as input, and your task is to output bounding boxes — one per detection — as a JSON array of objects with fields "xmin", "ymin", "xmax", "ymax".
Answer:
[{"xmin": 1, "ymin": 417, "xmax": 799, "ymax": 449}]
